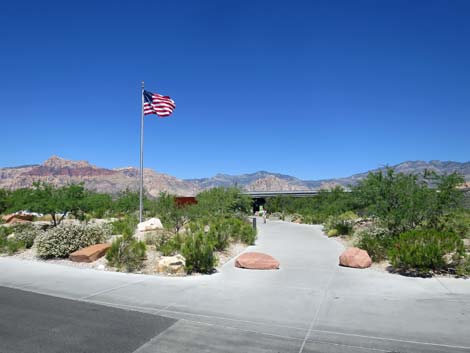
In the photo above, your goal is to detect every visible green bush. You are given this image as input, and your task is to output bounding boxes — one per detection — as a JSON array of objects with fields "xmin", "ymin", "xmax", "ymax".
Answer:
[
  {"xmin": 265, "ymin": 187, "xmax": 358, "ymax": 222},
  {"xmin": 152, "ymin": 192, "xmax": 188, "ymax": 233},
  {"xmin": 327, "ymin": 229, "xmax": 338, "ymax": 237},
  {"xmin": 6, "ymin": 238, "xmax": 24, "ymax": 254},
  {"xmin": 353, "ymin": 169, "xmax": 464, "ymax": 236},
  {"xmin": 11, "ymin": 223, "xmax": 42, "ymax": 248},
  {"xmin": 0, "ymin": 229, "xmax": 24, "ymax": 255},
  {"xmin": 388, "ymin": 229, "xmax": 465, "ymax": 273},
  {"xmin": 35, "ymin": 223, "xmax": 111, "ymax": 258},
  {"xmin": 144, "ymin": 229, "xmax": 171, "ymax": 246},
  {"xmin": 355, "ymin": 223, "xmax": 395, "ymax": 262},
  {"xmin": 0, "ymin": 226, "xmax": 13, "ymax": 238},
  {"xmin": 207, "ymin": 218, "xmax": 237, "ymax": 250},
  {"xmin": 300, "ymin": 214, "xmax": 317, "ymax": 224},
  {"xmin": 438, "ymin": 209, "xmax": 470, "ymax": 239},
  {"xmin": 206, "ymin": 217, "xmax": 257, "ymax": 249},
  {"xmin": 105, "ymin": 234, "xmax": 147, "ymax": 272},
  {"xmin": 324, "ymin": 211, "xmax": 358, "ymax": 235},
  {"xmin": 193, "ymin": 187, "xmax": 252, "ymax": 218},
  {"xmin": 111, "ymin": 215, "xmax": 138, "ymax": 237},
  {"xmin": 456, "ymin": 255, "xmax": 470, "ymax": 277},
  {"xmin": 149, "ymin": 230, "xmax": 184, "ymax": 256},
  {"xmin": 238, "ymin": 221, "xmax": 257, "ymax": 245},
  {"xmin": 182, "ymin": 231, "xmax": 217, "ymax": 274}
]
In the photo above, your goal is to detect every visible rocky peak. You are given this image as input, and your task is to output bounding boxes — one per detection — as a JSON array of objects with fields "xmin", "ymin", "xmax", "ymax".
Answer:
[
  {"xmin": 246, "ymin": 175, "xmax": 306, "ymax": 191},
  {"xmin": 43, "ymin": 156, "xmax": 92, "ymax": 169},
  {"xmin": 114, "ymin": 167, "xmax": 139, "ymax": 178}
]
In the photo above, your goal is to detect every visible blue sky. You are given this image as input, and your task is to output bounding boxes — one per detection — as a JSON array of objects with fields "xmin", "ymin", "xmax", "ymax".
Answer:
[{"xmin": 1, "ymin": 0, "xmax": 469, "ymax": 180}]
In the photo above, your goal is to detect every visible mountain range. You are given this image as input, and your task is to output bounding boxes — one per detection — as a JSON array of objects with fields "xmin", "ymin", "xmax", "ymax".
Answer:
[{"xmin": 0, "ymin": 156, "xmax": 469, "ymax": 197}]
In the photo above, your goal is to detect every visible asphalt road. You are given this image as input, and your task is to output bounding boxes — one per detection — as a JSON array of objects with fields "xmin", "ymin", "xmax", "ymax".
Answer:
[
  {"xmin": 1, "ymin": 219, "xmax": 470, "ymax": 353},
  {"xmin": 0, "ymin": 286, "xmax": 176, "ymax": 353}
]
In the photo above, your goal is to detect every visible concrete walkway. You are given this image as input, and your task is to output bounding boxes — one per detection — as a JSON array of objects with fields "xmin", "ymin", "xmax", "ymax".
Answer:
[{"xmin": 1, "ymin": 220, "xmax": 470, "ymax": 352}]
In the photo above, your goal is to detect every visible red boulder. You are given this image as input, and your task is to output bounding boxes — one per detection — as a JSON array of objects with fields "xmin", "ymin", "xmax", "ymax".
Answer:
[
  {"xmin": 339, "ymin": 247, "xmax": 372, "ymax": 269},
  {"xmin": 235, "ymin": 252, "xmax": 280, "ymax": 270},
  {"xmin": 70, "ymin": 243, "xmax": 111, "ymax": 263}
]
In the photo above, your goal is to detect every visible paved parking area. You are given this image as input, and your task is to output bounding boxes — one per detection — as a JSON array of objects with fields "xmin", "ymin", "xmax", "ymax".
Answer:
[
  {"xmin": 0, "ymin": 286, "xmax": 176, "ymax": 353},
  {"xmin": 1, "ymin": 220, "xmax": 470, "ymax": 352}
]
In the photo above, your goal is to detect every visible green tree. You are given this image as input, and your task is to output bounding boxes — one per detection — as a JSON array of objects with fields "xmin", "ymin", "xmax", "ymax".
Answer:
[
  {"xmin": 113, "ymin": 189, "xmax": 141, "ymax": 215},
  {"xmin": 0, "ymin": 188, "xmax": 9, "ymax": 214},
  {"xmin": 5, "ymin": 188, "xmax": 31, "ymax": 214},
  {"xmin": 265, "ymin": 186, "xmax": 357, "ymax": 222},
  {"xmin": 82, "ymin": 192, "xmax": 113, "ymax": 218},
  {"xmin": 152, "ymin": 192, "xmax": 188, "ymax": 233},
  {"xmin": 194, "ymin": 187, "xmax": 252, "ymax": 217},
  {"xmin": 353, "ymin": 169, "xmax": 464, "ymax": 235},
  {"xmin": 23, "ymin": 182, "xmax": 86, "ymax": 226}
]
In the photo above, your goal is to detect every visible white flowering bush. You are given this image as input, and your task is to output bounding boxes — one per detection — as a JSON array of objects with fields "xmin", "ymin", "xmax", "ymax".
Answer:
[
  {"xmin": 35, "ymin": 223, "xmax": 111, "ymax": 258},
  {"xmin": 12, "ymin": 224, "xmax": 43, "ymax": 248}
]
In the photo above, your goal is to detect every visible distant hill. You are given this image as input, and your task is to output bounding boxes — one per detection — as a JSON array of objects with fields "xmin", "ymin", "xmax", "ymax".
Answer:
[
  {"xmin": 303, "ymin": 160, "xmax": 470, "ymax": 189},
  {"xmin": 0, "ymin": 156, "xmax": 468, "ymax": 196}
]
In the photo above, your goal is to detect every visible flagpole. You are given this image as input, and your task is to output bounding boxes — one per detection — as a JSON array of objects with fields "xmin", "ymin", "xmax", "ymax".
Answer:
[{"xmin": 139, "ymin": 81, "xmax": 144, "ymax": 223}]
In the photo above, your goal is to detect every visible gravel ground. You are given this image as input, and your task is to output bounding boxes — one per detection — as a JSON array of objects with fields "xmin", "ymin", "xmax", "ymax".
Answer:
[
  {"xmin": 216, "ymin": 241, "xmax": 247, "ymax": 269},
  {"xmin": 6, "ymin": 240, "xmax": 248, "ymax": 277},
  {"xmin": 10, "ymin": 247, "xmax": 111, "ymax": 271},
  {"xmin": 330, "ymin": 231, "xmax": 463, "ymax": 278}
]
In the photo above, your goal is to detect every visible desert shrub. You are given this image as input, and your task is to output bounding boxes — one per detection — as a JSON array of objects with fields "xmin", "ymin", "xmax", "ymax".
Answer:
[
  {"xmin": 152, "ymin": 192, "xmax": 188, "ymax": 233},
  {"xmin": 292, "ymin": 213, "xmax": 303, "ymax": 222},
  {"xmin": 159, "ymin": 236, "xmax": 184, "ymax": 256},
  {"xmin": 206, "ymin": 217, "xmax": 257, "ymax": 248},
  {"xmin": 327, "ymin": 229, "xmax": 338, "ymax": 237},
  {"xmin": 35, "ymin": 223, "xmax": 111, "ymax": 258},
  {"xmin": 207, "ymin": 220, "xmax": 232, "ymax": 251},
  {"xmin": 0, "ymin": 229, "xmax": 24, "ymax": 255},
  {"xmin": 188, "ymin": 217, "xmax": 256, "ymax": 248},
  {"xmin": 324, "ymin": 211, "xmax": 358, "ymax": 235},
  {"xmin": 11, "ymin": 223, "xmax": 42, "ymax": 248},
  {"xmin": 187, "ymin": 217, "xmax": 211, "ymax": 233},
  {"xmin": 193, "ymin": 187, "xmax": 252, "ymax": 218},
  {"xmin": 0, "ymin": 226, "xmax": 13, "ymax": 238},
  {"xmin": 143, "ymin": 229, "xmax": 167, "ymax": 246},
  {"xmin": 238, "ymin": 221, "xmax": 257, "ymax": 245},
  {"xmin": 112, "ymin": 190, "xmax": 141, "ymax": 214},
  {"xmin": 111, "ymin": 215, "xmax": 138, "ymax": 237},
  {"xmin": 270, "ymin": 212, "xmax": 282, "ymax": 219},
  {"xmin": 82, "ymin": 192, "xmax": 113, "ymax": 219},
  {"xmin": 353, "ymin": 169, "xmax": 464, "ymax": 236},
  {"xmin": 182, "ymin": 231, "xmax": 217, "ymax": 274},
  {"xmin": 355, "ymin": 223, "xmax": 395, "ymax": 262},
  {"xmin": 299, "ymin": 214, "xmax": 317, "ymax": 224},
  {"xmin": 456, "ymin": 255, "xmax": 470, "ymax": 277},
  {"xmin": 438, "ymin": 209, "xmax": 470, "ymax": 239},
  {"xmin": 388, "ymin": 229, "xmax": 465, "ymax": 273},
  {"xmin": 265, "ymin": 187, "xmax": 358, "ymax": 221},
  {"xmin": 156, "ymin": 231, "xmax": 184, "ymax": 256},
  {"xmin": 106, "ymin": 234, "xmax": 147, "ymax": 272},
  {"xmin": 5, "ymin": 238, "xmax": 24, "ymax": 254}
]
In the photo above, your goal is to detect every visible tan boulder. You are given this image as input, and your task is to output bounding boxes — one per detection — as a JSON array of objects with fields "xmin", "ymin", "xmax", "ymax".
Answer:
[
  {"xmin": 137, "ymin": 218, "xmax": 163, "ymax": 232},
  {"xmin": 69, "ymin": 243, "xmax": 111, "ymax": 263},
  {"xmin": 156, "ymin": 254, "xmax": 186, "ymax": 275},
  {"xmin": 463, "ymin": 239, "xmax": 470, "ymax": 248},
  {"xmin": 235, "ymin": 252, "xmax": 280, "ymax": 270},
  {"xmin": 339, "ymin": 247, "xmax": 372, "ymax": 269}
]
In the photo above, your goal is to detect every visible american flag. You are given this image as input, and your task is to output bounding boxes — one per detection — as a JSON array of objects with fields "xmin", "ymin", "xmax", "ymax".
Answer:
[{"xmin": 143, "ymin": 90, "xmax": 176, "ymax": 117}]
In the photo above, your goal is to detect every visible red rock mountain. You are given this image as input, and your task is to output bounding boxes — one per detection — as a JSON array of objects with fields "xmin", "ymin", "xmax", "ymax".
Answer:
[
  {"xmin": 1, "ymin": 156, "xmax": 468, "ymax": 196},
  {"xmin": 0, "ymin": 156, "xmax": 199, "ymax": 197}
]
